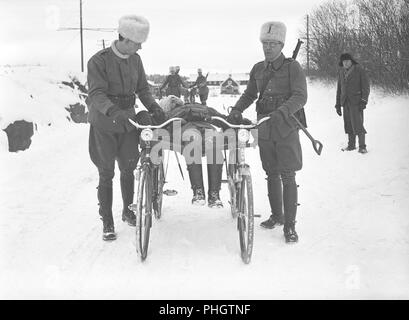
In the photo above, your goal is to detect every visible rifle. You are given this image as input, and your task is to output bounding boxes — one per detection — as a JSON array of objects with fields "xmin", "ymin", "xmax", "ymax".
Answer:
[
  {"xmin": 292, "ymin": 39, "xmax": 304, "ymax": 60},
  {"xmin": 291, "ymin": 39, "xmax": 323, "ymax": 155},
  {"xmin": 191, "ymin": 72, "xmax": 209, "ymax": 89}
]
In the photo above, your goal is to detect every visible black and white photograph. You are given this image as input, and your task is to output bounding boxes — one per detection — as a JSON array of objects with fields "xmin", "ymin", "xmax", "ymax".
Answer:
[{"xmin": 0, "ymin": 0, "xmax": 408, "ymax": 302}]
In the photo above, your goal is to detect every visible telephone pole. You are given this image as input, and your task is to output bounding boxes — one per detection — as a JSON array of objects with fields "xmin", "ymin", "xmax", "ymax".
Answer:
[
  {"xmin": 98, "ymin": 39, "xmax": 111, "ymax": 49},
  {"xmin": 80, "ymin": 0, "xmax": 84, "ymax": 72},
  {"xmin": 58, "ymin": 0, "xmax": 115, "ymax": 72},
  {"xmin": 306, "ymin": 14, "xmax": 310, "ymax": 77}
]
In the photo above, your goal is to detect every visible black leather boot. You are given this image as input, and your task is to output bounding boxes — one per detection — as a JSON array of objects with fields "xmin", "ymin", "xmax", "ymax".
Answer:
[
  {"xmin": 358, "ymin": 134, "xmax": 367, "ymax": 153},
  {"xmin": 260, "ymin": 175, "xmax": 284, "ymax": 229},
  {"xmin": 284, "ymin": 222, "xmax": 298, "ymax": 243},
  {"xmin": 343, "ymin": 134, "xmax": 356, "ymax": 151},
  {"xmin": 120, "ymin": 174, "xmax": 136, "ymax": 226},
  {"xmin": 282, "ymin": 182, "xmax": 298, "ymax": 243},
  {"xmin": 97, "ymin": 185, "xmax": 116, "ymax": 241}
]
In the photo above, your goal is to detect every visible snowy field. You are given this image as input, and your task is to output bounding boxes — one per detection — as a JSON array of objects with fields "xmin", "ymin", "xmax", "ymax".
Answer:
[{"xmin": 0, "ymin": 68, "xmax": 408, "ymax": 299}]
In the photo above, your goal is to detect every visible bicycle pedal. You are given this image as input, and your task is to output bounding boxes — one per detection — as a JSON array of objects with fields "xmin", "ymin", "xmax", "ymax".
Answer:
[
  {"xmin": 254, "ymin": 214, "xmax": 261, "ymax": 218},
  {"xmin": 128, "ymin": 203, "xmax": 138, "ymax": 211},
  {"xmin": 221, "ymin": 179, "xmax": 228, "ymax": 183},
  {"xmin": 163, "ymin": 189, "xmax": 178, "ymax": 196}
]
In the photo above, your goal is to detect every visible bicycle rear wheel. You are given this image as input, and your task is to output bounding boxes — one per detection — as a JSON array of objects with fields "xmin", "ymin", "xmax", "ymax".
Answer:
[
  {"xmin": 237, "ymin": 171, "xmax": 254, "ymax": 264},
  {"xmin": 153, "ymin": 162, "xmax": 165, "ymax": 219},
  {"xmin": 135, "ymin": 165, "xmax": 153, "ymax": 261}
]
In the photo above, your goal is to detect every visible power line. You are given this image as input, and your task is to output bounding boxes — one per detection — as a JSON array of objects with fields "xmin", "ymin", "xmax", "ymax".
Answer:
[{"xmin": 57, "ymin": 0, "xmax": 115, "ymax": 72}]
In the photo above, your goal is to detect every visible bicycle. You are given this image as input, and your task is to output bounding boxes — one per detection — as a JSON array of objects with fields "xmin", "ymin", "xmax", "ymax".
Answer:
[
  {"xmin": 128, "ymin": 117, "xmax": 183, "ymax": 261},
  {"xmin": 211, "ymin": 116, "xmax": 270, "ymax": 264}
]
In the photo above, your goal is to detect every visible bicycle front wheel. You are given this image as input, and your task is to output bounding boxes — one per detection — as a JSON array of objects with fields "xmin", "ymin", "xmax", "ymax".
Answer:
[
  {"xmin": 135, "ymin": 165, "xmax": 153, "ymax": 261},
  {"xmin": 237, "ymin": 171, "xmax": 254, "ymax": 264}
]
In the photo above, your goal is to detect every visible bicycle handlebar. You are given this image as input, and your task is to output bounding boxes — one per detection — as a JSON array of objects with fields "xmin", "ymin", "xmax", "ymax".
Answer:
[
  {"xmin": 128, "ymin": 117, "xmax": 184, "ymax": 129},
  {"xmin": 210, "ymin": 116, "xmax": 270, "ymax": 129}
]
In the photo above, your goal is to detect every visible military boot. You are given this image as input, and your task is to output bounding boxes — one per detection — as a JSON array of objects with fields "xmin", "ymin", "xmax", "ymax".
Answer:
[
  {"xmin": 98, "ymin": 185, "xmax": 116, "ymax": 241},
  {"xmin": 260, "ymin": 175, "xmax": 284, "ymax": 229},
  {"xmin": 358, "ymin": 134, "xmax": 367, "ymax": 153},
  {"xmin": 284, "ymin": 222, "xmax": 298, "ymax": 243},
  {"xmin": 283, "ymin": 182, "xmax": 299, "ymax": 243},
  {"xmin": 120, "ymin": 174, "xmax": 136, "ymax": 226},
  {"xmin": 342, "ymin": 134, "xmax": 356, "ymax": 151}
]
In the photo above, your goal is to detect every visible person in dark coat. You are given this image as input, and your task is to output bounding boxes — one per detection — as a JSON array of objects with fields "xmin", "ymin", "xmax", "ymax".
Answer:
[
  {"xmin": 227, "ymin": 21, "xmax": 308, "ymax": 243},
  {"xmin": 335, "ymin": 53, "xmax": 370, "ymax": 153},
  {"xmin": 160, "ymin": 96, "xmax": 227, "ymax": 208},
  {"xmin": 190, "ymin": 68, "xmax": 209, "ymax": 105},
  {"xmin": 86, "ymin": 15, "xmax": 166, "ymax": 241},
  {"xmin": 160, "ymin": 66, "xmax": 186, "ymax": 98}
]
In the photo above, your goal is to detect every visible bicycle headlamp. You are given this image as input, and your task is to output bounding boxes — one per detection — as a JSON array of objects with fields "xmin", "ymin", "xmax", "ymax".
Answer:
[
  {"xmin": 141, "ymin": 128, "xmax": 154, "ymax": 141},
  {"xmin": 237, "ymin": 129, "xmax": 250, "ymax": 143}
]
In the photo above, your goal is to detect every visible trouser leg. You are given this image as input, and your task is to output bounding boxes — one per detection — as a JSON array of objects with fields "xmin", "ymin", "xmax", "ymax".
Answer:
[
  {"xmin": 267, "ymin": 172, "xmax": 284, "ymax": 220},
  {"xmin": 187, "ymin": 164, "xmax": 204, "ymax": 192},
  {"xmin": 281, "ymin": 171, "xmax": 298, "ymax": 225},
  {"xmin": 348, "ymin": 134, "xmax": 356, "ymax": 148},
  {"xmin": 358, "ymin": 133, "xmax": 366, "ymax": 149}
]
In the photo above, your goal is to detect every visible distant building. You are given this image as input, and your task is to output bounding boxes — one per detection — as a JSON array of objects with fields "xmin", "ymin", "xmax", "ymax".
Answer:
[
  {"xmin": 187, "ymin": 72, "xmax": 250, "ymax": 87},
  {"xmin": 220, "ymin": 74, "xmax": 240, "ymax": 94}
]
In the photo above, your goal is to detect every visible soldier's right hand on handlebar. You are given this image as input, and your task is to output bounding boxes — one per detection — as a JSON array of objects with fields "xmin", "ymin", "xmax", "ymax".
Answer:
[
  {"xmin": 107, "ymin": 105, "xmax": 135, "ymax": 125},
  {"xmin": 150, "ymin": 103, "xmax": 166, "ymax": 124},
  {"xmin": 227, "ymin": 108, "xmax": 243, "ymax": 124}
]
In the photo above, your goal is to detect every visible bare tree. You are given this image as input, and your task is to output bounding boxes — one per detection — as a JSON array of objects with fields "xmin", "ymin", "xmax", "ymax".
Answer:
[{"xmin": 301, "ymin": 0, "xmax": 409, "ymax": 92}]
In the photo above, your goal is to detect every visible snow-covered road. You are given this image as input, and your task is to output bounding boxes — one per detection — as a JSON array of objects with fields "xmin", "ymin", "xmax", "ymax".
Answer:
[{"xmin": 1, "ymin": 81, "xmax": 408, "ymax": 299}]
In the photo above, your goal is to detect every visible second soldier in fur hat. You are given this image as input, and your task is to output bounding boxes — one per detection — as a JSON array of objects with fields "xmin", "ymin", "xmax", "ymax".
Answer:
[{"xmin": 227, "ymin": 21, "xmax": 308, "ymax": 243}]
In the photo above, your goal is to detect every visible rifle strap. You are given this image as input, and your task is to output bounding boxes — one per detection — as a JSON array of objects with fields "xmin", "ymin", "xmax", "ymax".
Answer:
[{"xmin": 259, "ymin": 59, "xmax": 288, "ymax": 99}]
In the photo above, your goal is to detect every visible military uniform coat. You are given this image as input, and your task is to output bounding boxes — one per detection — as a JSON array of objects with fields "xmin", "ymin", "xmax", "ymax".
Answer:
[
  {"xmin": 86, "ymin": 45, "xmax": 156, "ymax": 133},
  {"xmin": 161, "ymin": 74, "xmax": 185, "ymax": 98},
  {"xmin": 86, "ymin": 43, "xmax": 157, "ymax": 175},
  {"xmin": 234, "ymin": 53, "xmax": 308, "ymax": 172}
]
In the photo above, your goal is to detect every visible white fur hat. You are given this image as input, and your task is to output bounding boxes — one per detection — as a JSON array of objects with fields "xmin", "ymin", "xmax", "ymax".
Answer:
[
  {"xmin": 118, "ymin": 15, "xmax": 150, "ymax": 43},
  {"xmin": 259, "ymin": 21, "xmax": 286, "ymax": 44}
]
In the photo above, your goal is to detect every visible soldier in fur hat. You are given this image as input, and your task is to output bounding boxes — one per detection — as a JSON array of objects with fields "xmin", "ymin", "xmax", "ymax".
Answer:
[
  {"xmin": 227, "ymin": 21, "xmax": 308, "ymax": 243},
  {"xmin": 86, "ymin": 15, "xmax": 166, "ymax": 241}
]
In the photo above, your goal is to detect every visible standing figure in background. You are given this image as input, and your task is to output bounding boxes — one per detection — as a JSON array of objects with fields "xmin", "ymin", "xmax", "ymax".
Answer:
[
  {"xmin": 190, "ymin": 68, "xmax": 209, "ymax": 105},
  {"xmin": 335, "ymin": 53, "xmax": 370, "ymax": 154},
  {"xmin": 86, "ymin": 15, "xmax": 165, "ymax": 241},
  {"xmin": 160, "ymin": 66, "xmax": 185, "ymax": 98}
]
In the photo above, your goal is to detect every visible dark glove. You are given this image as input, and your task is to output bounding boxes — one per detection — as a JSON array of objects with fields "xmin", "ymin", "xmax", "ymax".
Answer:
[
  {"xmin": 359, "ymin": 100, "xmax": 367, "ymax": 110},
  {"xmin": 268, "ymin": 110, "xmax": 285, "ymax": 125},
  {"xmin": 135, "ymin": 110, "xmax": 153, "ymax": 125},
  {"xmin": 241, "ymin": 118, "xmax": 252, "ymax": 125},
  {"xmin": 107, "ymin": 105, "xmax": 135, "ymax": 125},
  {"xmin": 150, "ymin": 103, "xmax": 166, "ymax": 124},
  {"xmin": 227, "ymin": 108, "xmax": 243, "ymax": 124},
  {"xmin": 335, "ymin": 105, "xmax": 342, "ymax": 116}
]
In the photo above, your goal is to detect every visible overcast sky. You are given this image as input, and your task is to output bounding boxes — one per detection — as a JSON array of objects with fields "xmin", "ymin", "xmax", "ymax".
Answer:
[{"xmin": 1, "ymin": 0, "xmax": 327, "ymax": 75}]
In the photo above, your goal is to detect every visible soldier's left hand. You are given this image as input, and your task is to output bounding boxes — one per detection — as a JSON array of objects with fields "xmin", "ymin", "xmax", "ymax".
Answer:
[
  {"xmin": 150, "ymin": 104, "xmax": 166, "ymax": 124},
  {"xmin": 359, "ymin": 100, "xmax": 367, "ymax": 110},
  {"xmin": 269, "ymin": 110, "xmax": 285, "ymax": 125}
]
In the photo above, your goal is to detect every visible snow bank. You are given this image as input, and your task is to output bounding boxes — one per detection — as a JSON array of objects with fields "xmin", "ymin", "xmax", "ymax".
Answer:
[
  {"xmin": 0, "ymin": 69, "xmax": 408, "ymax": 299},
  {"xmin": 0, "ymin": 66, "xmax": 84, "ymax": 130}
]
